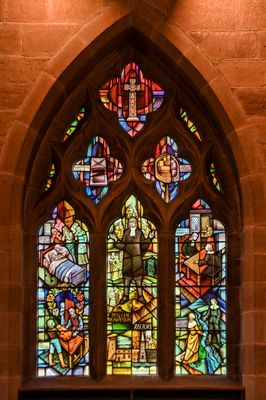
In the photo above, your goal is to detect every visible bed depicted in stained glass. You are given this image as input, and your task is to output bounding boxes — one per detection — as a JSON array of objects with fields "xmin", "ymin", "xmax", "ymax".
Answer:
[
  {"xmin": 100, "ymin": 62, "xmax": 165, "ymax": 137},
  {"xmin": 142, "ymin": 136, "xmax": 192, "ymax": 203},
  {"xmin": 72, "ymin": 136, "xmax": 123, "ymax": 204},
  {"xmin": 37, "ymin": 201, "xmax": 90, "ymax": 376},
  {"xmin": 107, "ymin": 195, "xmax": 158, "ymax": 375},
  {"xmin": 175, "ymin": 199, "xmax": 226, "ymax": 375}
]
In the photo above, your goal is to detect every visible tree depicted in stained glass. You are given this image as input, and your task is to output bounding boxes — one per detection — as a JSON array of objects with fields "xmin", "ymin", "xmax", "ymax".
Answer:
[
  {"xmin": 100, "ymin": 62, "xmax": 165, "ymax": 137},
  {"xmin": 142, "ymin": 136, "xmax": 192, "ymax": 203},
  {"xmin": 63, "ymin": 106, "xmax": 86, "ymax": 142},
  {"xmin": 179, "ymin": 108, "xmax": 202, "ymax": 142},
  {"xmin": 37, "ymin": 201, "xmax": 90, "ymax": 376},
  {"xmin": 175, "ymin": 199, "xmax": 226, "ymax": 375},
  {"xmin": 72, "ymin": 136, "xmax": 123, "ymax": 204},
  {"xmin": 107, "ymin": 195, "xmax": 158, "ymax": 375}
]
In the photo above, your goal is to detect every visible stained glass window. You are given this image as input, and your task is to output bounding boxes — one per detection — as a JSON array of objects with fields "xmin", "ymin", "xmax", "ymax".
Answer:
[
  {"xmin": 175, "ymin": 199, "xmax": 226, "ymax": 375},
  {"xmin": 37, "ymin": 201, "xmax": 90, "ymax": 376},
  {"xmin": 63, "ymin": 106, "xmax": 86, "ymax": 142},
  {"xmin": 179, "ymin": 107, "xmax": 202, "ymax": 142},
  {"xmin": 100, "ymin": 62, "xmax": 165, "ymax": 137},
  {"xmin": 107, "ymin": 195, "xmax": 158, "ymax": 375},
  {"xmin": 72, "ymin": 136, "xmax": 123, "ymax": 204},
  {"xmin": 33, "ymin": 55, "xmax": 233, "ymax": 383},
  {"xmin": 142, "ymin": 136, "xmax": 192, "ymax": 202}
]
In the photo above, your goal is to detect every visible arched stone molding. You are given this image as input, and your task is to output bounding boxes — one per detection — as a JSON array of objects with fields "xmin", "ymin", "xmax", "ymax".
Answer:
[{"xmin": 0, "ymin": 7, "xmax": 254, "ymax": 179}]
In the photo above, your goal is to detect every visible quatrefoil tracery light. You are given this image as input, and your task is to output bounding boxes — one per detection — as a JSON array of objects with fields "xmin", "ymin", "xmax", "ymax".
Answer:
[{"xmin": 99, "ymin": 62, "xmax": 165, "ymax": 137}]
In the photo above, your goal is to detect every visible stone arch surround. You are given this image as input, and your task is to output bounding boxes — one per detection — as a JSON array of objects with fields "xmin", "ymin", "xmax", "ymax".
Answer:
[{"xmin": 1, "ymin": 5, "xmax": 265, "ymax": 400}]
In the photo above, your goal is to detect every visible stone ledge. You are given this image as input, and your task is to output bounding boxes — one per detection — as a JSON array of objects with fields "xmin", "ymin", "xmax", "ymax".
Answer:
[{"xmin": 19, "ymin": 387, "xmax": 245, "ymax": 400}]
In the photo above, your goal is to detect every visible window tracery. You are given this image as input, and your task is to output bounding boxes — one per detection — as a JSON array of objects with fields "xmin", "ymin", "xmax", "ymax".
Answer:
[
  {"xmin": 99, "ymin": 62, "xmax": 165, "ymax": 137},
  {"xmin": 142, "ymin": 136, "xmax": 192, "ymax": 203},
  {"xmin": 44, "ymin": 162, "xmax": 56, "ymax": 192},
  {"xmin": 72, "ymin": 136, "xmax": 123, "ymax": 204},
  {"xmin": 31, "ymin": 54, "xmax": 238, "ymax": 383},
  {"xmin": 63, "ymin": 106, "xmax": 86, "ymax": 142}
]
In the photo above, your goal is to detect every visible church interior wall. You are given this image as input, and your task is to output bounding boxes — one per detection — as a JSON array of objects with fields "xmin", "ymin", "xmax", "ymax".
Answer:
[{"xmin": 0, "ymin": 1, "xmax": 265, "ymax": 399}]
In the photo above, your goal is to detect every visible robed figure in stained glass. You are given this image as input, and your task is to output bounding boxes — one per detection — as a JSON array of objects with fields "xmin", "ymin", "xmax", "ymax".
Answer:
[
  {"xmin": 181, "ymin": 313, "xmax": 206, "ymax": 367},
  {"xmin": 111, "ymin": 216, "xmax": 155, "ymax": 304},
  {"xmin": 107, "ymin": 195, "xmax": 158, "ymax": 375}
]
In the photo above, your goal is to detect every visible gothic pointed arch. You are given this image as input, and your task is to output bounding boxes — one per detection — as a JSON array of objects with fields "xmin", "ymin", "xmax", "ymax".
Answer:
[{"xmin": 19, "ymin": 14, "xmax": 243, "ymax": 397}]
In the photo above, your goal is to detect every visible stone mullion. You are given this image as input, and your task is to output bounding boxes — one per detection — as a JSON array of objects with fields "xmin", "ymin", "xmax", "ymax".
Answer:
[
  {"xmin": 158, "ymin": 230, "xmax": 175, "ymax": 379},
  {"xmin": 89, "ymin": 231, "xmax": 107, "ymax": 379}
]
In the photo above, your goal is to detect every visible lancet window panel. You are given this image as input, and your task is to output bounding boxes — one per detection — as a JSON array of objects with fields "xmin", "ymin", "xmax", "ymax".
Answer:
[
  {"xmin": 107, "ymin": 195, "xmax": 158, "ymax": 376},
  {"xmin": 175, "ymin": 199, "xmax": 227, "ymax": 375},
  {"xmin": 37, "ymin": 201, "xmax": 90, "ymax": 376}
]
